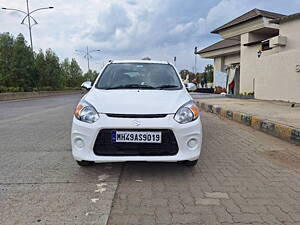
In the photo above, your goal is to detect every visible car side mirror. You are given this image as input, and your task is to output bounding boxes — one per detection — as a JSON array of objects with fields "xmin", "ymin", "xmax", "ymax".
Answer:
[
  {"xmin": 185, "ymin": 83, "xmax": 197, "ymax": 92},
  {"xmin": 81, "ymin": 81, "xmax": 93, "ymax": 91}
]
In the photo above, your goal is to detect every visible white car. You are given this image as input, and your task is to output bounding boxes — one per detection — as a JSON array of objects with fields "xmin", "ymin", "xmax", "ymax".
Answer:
[{"xmin": 72, "ymin": 60, "xmax": 202, "ymax": 167}]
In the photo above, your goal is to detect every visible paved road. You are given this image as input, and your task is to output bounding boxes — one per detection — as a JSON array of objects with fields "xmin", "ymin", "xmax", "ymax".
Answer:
[
  {"xmin": 0, "ymin": 95, "xmax": 122, "ymax": 225},
  {"xmin": 1, "ymin": 95, "xmax": 300, "ymax": 225}
]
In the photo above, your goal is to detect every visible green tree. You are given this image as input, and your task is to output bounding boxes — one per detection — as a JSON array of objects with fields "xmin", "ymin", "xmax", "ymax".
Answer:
[
  {"xmin": 60, "ymin": 58, "xmax": 71, "ymax": 87},
  {"xmin": 204, "ymin": 64, "xmax": 214, "ymax": 83},
  {"xmin": 33, "ymin": 50, "xmax": 46, "ymax": 89},
  {"xmin": 0, "ymin": 32, "xmax": 85, "ymax": 92},
  {"xmin": 66, "ymin": 58, "xmax": 83, "ymax": 87},
  {"xmin": 83, "ymin": 70, "xmax": 99, "ymax": 83},
  {"xmin": 43, "ymin": 49, "xmax": 64, "ymax": 88},
  {"xmin": 0, "ymin": 33, "xmax": 14, "ymax": 87},
  {"xmin": 11, "ymin": 34, "xmax": 34, "ymax": 90}
]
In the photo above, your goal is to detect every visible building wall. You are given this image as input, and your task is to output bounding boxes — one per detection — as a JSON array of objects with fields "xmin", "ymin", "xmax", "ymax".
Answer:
[
  {"xmin": 224, "ymin": 54, "xmax": 240, "ymax": 66},
  {"xmin": 240, "ymin": 33, "xmax": 258, "ymax": 93},
  {"xmin": 214, "ymin": 57, "xmax": 224, "ymax": 72},
  {"xmin": 213, "ymin": 57, "xmax": 224, "ymax": 86},
  {"xmin": 255, "ymin": 19, "xmax": 300, "ymax": 102},
  {"xmin": 279, "ymin": 19, "xmax": 300, "ymax": 51},
  {"xmin": 240, "ymin": 19, "xmax": 300, "ymax": 102},
  {"xmin": 255, "ymin": 49, "xmax": 300, "ymax": 102}
]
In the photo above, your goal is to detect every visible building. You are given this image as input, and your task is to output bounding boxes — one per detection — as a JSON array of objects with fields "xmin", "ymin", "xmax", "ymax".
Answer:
[{"xmin": 198, "ymin": 9, "xmax": 300, "ymax": 103}]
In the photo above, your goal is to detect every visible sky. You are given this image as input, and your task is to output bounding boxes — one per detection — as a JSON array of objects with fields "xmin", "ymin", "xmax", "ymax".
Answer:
[{"xmin": 1, "ymin": 0, "xmax": 300, "ymax": 73}]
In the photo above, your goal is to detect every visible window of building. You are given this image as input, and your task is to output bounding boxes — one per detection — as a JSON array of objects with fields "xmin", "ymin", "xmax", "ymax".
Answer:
[{"xmin": 261, "ymin": 40, "xmax": 272, "ymax": 51}]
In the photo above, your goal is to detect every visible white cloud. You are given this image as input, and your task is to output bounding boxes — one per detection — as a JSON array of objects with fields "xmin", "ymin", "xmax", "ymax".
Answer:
[{"xmin": 1, "ymin": 0, "xmax": 300, "ymax": 72}]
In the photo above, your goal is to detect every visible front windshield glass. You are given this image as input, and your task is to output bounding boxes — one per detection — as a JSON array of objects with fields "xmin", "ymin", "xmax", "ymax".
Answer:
[{"xmin": 96, "ymin": 63, "xmax": 182, "ymax": 90}]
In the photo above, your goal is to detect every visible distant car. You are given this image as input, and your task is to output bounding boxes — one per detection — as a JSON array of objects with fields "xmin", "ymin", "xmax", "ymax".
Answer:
[
  {"xmin": 185, "ymin": 83, "xmax": 197, "ymax": 92},
  {"xmin": 72, "ymin": 60, "xmax": 202, "ymax": 167}
]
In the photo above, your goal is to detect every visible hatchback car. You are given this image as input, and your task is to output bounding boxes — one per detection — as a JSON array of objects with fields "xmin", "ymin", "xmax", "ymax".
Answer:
[{"xmin": 72, "ymin": 60, "xmax": 202, "ymax": 167}]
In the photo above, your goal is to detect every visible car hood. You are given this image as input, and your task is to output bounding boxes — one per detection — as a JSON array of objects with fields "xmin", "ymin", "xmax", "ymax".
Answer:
[{"xmin": 84, "ymin": 89, "xmax": 191, "ymax": 114}]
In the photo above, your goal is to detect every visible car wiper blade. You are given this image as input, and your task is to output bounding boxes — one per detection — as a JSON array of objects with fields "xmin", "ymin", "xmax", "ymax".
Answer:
[
  {"xmin": 156, "ymin": 85, "xmax": 180, "ymax": 89},
  {"xmin": 105, "ymin": 84, "xmax": 156, "ymax": 90}
]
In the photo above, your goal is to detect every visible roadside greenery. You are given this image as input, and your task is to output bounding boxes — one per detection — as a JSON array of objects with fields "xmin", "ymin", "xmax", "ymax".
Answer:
[
  {"xmin": 179, "ymin": 64, "xmax": 214, "ymax": 85},
  {"xmin": 0, "ymin": 32, "xmax": 99, "ymax": 93}
]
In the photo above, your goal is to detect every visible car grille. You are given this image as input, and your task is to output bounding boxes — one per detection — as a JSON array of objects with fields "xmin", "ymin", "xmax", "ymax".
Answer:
[
  {"xmin": 93, "ymin": 129, "xmax": 178, "ymax": 156},
  {"xmin": 106, "ymin": 113, "xmax": 168, "ymax": 118}
]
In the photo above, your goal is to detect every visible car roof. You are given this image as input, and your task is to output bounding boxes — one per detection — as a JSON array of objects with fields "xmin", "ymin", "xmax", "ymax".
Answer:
[{"xmin": 111, "ymin": 60, "xmax": 169, "ymax": 64}]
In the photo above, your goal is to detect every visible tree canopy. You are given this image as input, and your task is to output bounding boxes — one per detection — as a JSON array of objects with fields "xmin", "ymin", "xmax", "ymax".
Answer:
[
  {"xmin": 0, "ymin": 32, "xmax": 94, "ymax": 92},
  {"xmin": 179, "ymin": 64, "xmax": 214, "ymax": 84}
]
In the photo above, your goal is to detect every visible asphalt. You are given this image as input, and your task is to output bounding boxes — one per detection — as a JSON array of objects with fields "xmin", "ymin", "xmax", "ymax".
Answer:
[{"xmin": 0, "ymin": 94, "xmax": 122, "ymax": 225}]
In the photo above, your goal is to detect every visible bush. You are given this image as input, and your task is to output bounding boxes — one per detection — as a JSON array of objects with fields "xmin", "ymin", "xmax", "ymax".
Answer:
[
  {"xmin": 64, "ymin": 87, "xmax": 81, "ymax": 90},
  {"xmin": 0, "ymin": 85, "xmax": 81, "ymax": 93},
  {"xmin": 0, "ymin": 86, "xmax": 8, "ymax": 93},
  {"xmin": 23, "ymin": 87, "xmax": 33, "ymax": 92},
  {"xmin": 0, "ymin": 86, "xmax": 25, "ymax": 93},
  {"xmin": 39, "ymin": 86, "xmax": 55, "ymax": 91},
  {"xmin": 8, "ymin": 87, "xmax": 18, "ymax": 92}
]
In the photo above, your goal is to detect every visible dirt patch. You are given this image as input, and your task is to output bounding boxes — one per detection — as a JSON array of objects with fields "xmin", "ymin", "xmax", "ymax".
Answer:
[{"xmin": 261, "ymin": 150, "xmax": 300, "ymax": 169}]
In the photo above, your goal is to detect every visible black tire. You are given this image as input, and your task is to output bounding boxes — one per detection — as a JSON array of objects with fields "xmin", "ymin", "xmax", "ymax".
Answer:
[
  {"xmin": 181, "ymin": 160, "xmax": 198, "ymax": 167},
  {"xmin": 76, "ymin": 160, "xmax": 94, "ymax": 167}
]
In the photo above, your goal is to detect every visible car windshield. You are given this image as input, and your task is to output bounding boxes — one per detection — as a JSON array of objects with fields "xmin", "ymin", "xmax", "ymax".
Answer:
[{"xmin": 96, "ymin": 63, "xmax": 182, "ymax": 90}]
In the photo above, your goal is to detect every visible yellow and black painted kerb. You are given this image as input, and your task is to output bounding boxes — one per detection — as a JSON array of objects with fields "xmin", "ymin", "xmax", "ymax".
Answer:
[{"xmin": 197, "ymin": 101, "xmax": 300, "ymax": 145}]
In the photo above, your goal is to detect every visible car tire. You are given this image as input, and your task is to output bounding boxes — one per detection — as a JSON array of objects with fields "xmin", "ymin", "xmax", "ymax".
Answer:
[
  {"xmin": 181, "ymin": 160, "xmax": 198, "ymax": 167},
  {"xmin": 76, "ymin": 160, "xmax": 94, "ymax": 167}
]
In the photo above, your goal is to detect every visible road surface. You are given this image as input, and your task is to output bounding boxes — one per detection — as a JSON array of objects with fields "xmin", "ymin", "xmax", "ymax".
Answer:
[{"xmin": 1, "ymin": 94, "xmax": 300, "ymax": 225}]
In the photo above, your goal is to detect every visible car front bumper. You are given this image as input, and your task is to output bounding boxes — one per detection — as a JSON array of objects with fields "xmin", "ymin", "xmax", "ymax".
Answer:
[{"xmin": 71, "ymin": 114, "xmax": 202, "ymax": 163}]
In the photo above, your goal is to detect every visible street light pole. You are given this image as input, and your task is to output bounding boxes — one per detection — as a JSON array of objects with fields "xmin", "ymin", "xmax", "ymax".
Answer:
[
  {"xmin": 75, "ymin": 46, "xmax": 101, "ymax": 71},
  {"xmin": 26, "ymin": 0, "xmax": 33, "ymax": 50},
  {"xmin": 2, "ymin": 0, "xmax": 54, "ymax": 50}
]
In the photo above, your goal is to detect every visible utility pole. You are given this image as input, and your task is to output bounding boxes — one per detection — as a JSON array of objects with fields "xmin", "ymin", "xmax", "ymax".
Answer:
[
  {"xmin": 174, "ymin": 56, "xmax": 177, "ymax": 66},
  {"xmin": 2, "ymin": 0, "xmax": 54, "ymax": 50},
  {"xmin": 75, "ymin": 47, "xmax": 101, "ymax": 71}
]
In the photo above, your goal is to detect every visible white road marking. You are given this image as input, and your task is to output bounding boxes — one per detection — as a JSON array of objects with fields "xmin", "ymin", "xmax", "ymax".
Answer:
[
  {"xmin": 95, "ymin": 187, "xmax": 106, "ymax": 193},
  {"xmin": 96, "ymin": 183, "xmax": 107, "ymax": 188},
  {"xmin": 95, "ymin": 182, "xmax": 107, "ymax": 193},
  {"xmin": 98, "ymin": 174, "xmax": 110, "ymax": 181},
  {"xmin": 91, "ymin": 198, "xmax": 99, "ymax": 203}
]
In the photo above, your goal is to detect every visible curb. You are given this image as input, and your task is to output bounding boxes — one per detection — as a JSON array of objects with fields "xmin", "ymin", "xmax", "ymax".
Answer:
[
  {"xmin": 197, "ymin": 101, "xmax": 300, "ymax": 145},
  {"xmin": 0, "ymin": 90, "xmax": 82, "ymax": 102}
]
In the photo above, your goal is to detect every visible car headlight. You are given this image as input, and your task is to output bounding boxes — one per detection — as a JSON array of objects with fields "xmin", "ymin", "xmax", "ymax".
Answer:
[
  {"xmin": 174, "ymin": 100, "xmax": 199, "ymax": 124},
  {"xmin": 74, "ymin": 100, "xmax": 99, "ymax": 123}
]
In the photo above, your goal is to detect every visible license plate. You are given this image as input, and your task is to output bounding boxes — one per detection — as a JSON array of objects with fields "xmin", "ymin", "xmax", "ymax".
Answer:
[{"xmin": 112, "ymin": 131, "xmax": 162, "ymax": 143}]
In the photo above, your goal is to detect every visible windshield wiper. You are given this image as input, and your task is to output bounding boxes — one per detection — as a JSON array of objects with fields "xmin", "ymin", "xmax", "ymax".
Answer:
[
  {"xmin": 105, "ymin": 84, "xmax": 156, "ymax": 90},
  {"xmin": 156, "ymin": 85, "xmax": 180, "ymax": 89}
]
